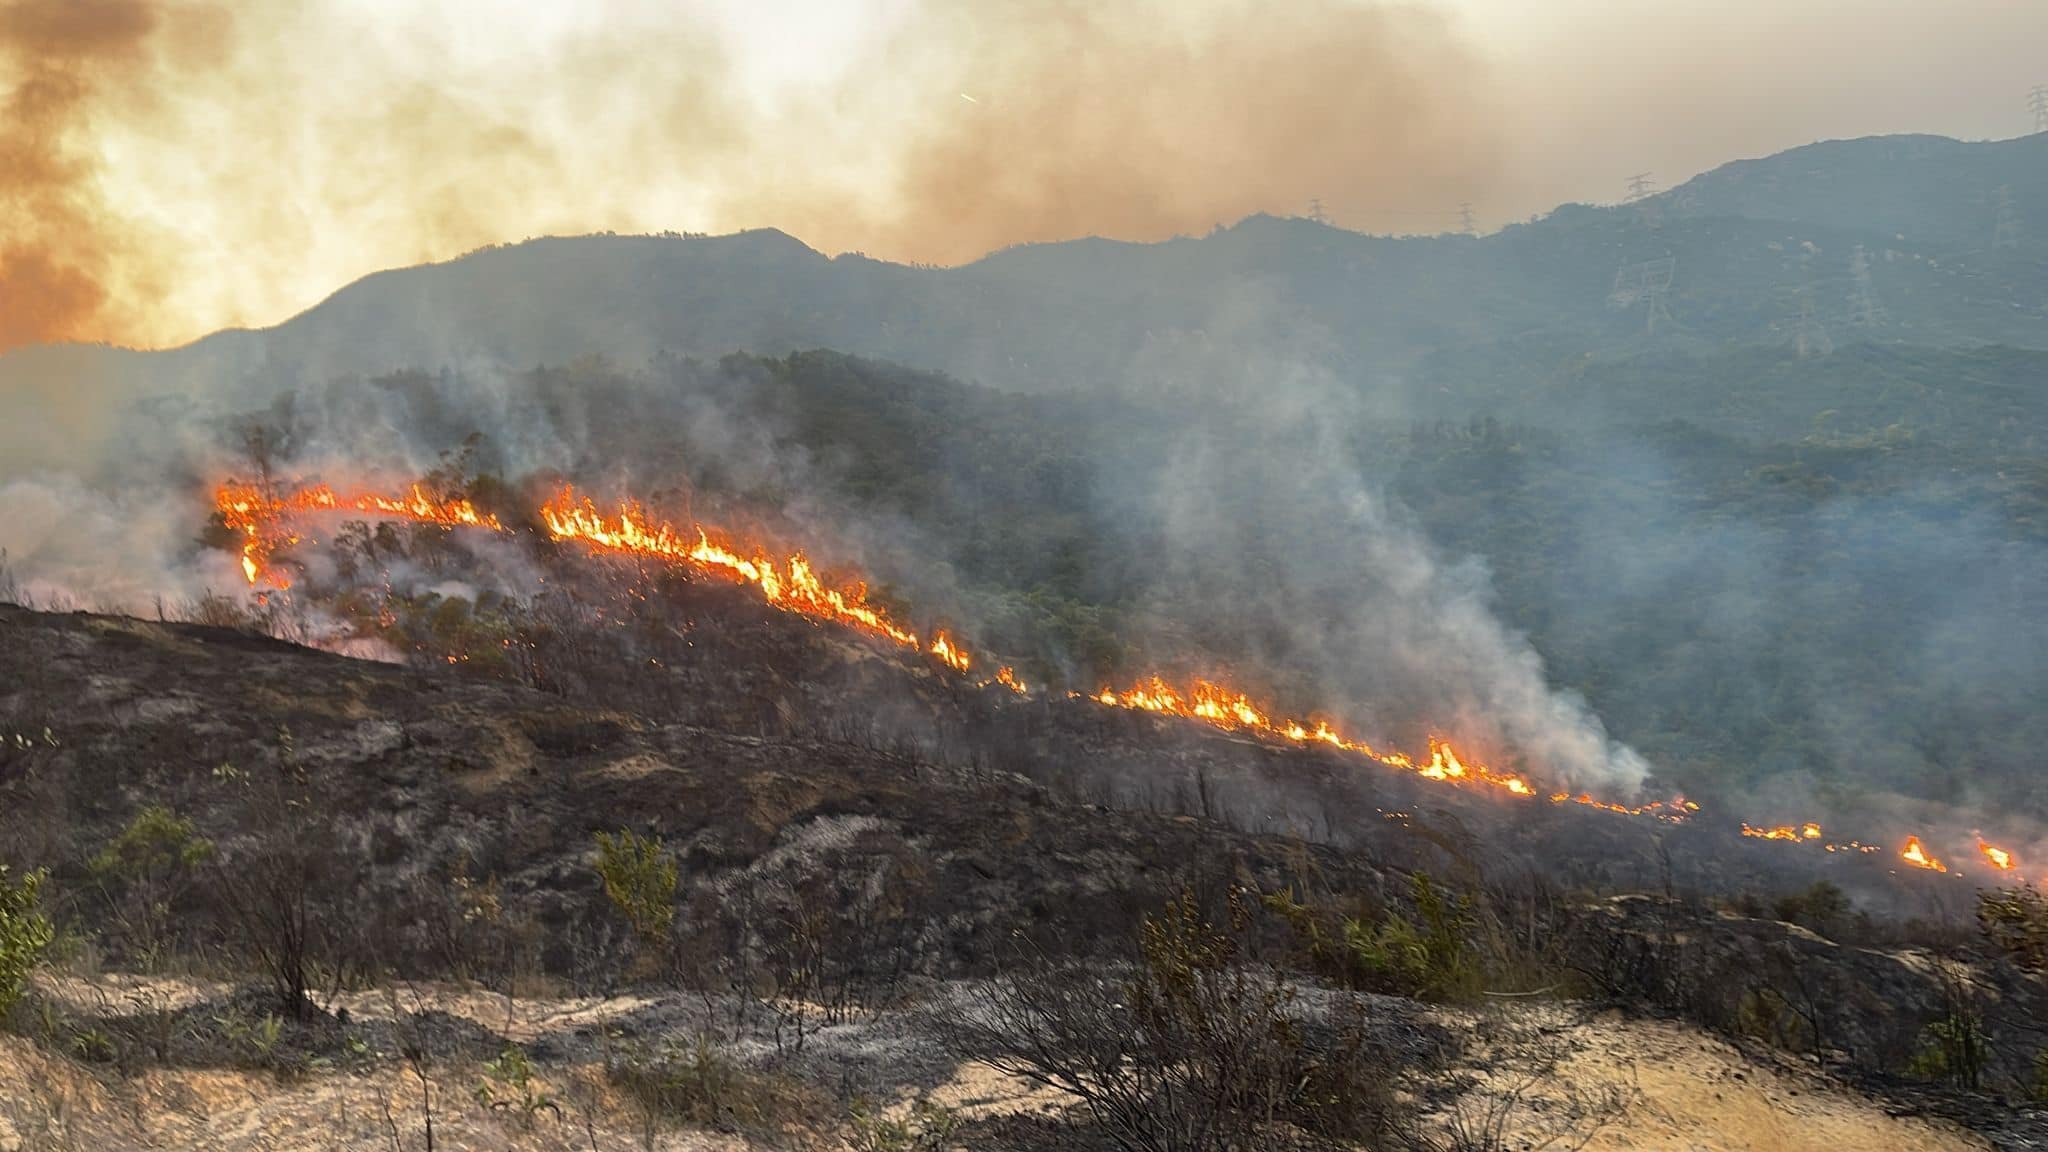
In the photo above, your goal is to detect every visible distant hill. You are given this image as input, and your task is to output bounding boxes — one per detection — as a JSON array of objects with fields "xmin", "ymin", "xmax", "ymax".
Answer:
[
  {"xmin": 5, "ymin": 133, "xmax": 2047, "ymax": 451},
  {"xmin": 1661, "ymin": 133, "xmax": 2048, "ymax": 251}
]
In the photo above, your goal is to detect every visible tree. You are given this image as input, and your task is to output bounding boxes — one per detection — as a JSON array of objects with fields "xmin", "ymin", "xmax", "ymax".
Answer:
[
  {"xmin": 214, "ymin": 726, "xmax": 359, "ymax": 1018},
  {"xmin": 89, "ymin": 805, "xmax": 215, "ymax": 964},
  {"xmin": 595, "ymin": 829, "xmax": 678, "ymax": 949}
]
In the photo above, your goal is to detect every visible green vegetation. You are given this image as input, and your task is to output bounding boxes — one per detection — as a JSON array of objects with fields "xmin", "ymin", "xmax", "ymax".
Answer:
[
  {"xmin": 1266, "ymin": 872, "xmax": 1479, "ymax": 1001},
  {"xmin": 475, "ymin": 1045, "xmax": 560, "ymax": 1127},
  {"xmin": 89, "ymin": 805, "xmax": 215, "ymax": 963},
  {"xmin": 636, "ymin": 345, "xmax": 2048, "ymax": 816},
  {"xmin": 0, "ymin": 866, "xmax": 53, "ymax": 1017},
  {"xmin": 594, "ymin": 829, "xmax": 678, "ymax": 947},
  {"xmin": 1910, "ymin": 1007, "xmax": 1993, "ymax": 1090}
]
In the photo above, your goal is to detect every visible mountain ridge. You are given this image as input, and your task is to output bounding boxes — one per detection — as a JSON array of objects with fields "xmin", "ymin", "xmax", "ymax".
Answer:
[{"xmin": 6, "ymin": 132, "xmax": 2046, "ymax": 445}]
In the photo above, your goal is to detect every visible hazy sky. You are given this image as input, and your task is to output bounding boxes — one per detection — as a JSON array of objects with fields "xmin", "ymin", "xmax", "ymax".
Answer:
[{"xmin": 1, "ymin": 0, "xmax": 2042, "ymax": 350}]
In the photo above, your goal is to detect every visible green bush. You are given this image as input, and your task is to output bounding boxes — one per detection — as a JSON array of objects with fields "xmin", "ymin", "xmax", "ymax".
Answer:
[
  {"xmin": 1772, "ymin": 881, "xmax": 1852, "ymax": 935},
  {"xmin": 1909, "ymin": 1009, "xmax": 1992, "ymax": 1090},
  {"xmin": 1268, "ymin": 871, "xmax": 1477, "ymax": 1001},
  {"xmin": 594, "ymin": 829, "xmax": 678, "ymax": 947},
  {"xmin": 0, "ymin": 866, "xmax": 54, "ymax": 1017},
  {"xmin": 476, "ymin": 1044, "xmax": 560, "ymax": 1127},
  {"xmin": 89, "ymin": 805, "xmax": 215, "ymax": 962}
]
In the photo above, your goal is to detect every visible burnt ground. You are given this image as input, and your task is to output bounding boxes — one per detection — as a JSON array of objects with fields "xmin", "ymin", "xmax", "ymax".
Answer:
[
  {"xmin": 0, "ymin": 603, "xmax": 1397, "ymax": 984},
  {"xmin": 1, "ymin": 600, "xmax": 2045, "ymax": 1149}
]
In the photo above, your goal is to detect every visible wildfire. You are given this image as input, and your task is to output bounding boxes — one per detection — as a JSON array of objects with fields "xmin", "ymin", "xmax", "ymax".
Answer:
[
  {"xmin": 1739, "ymin": 821, "xmax": 2018, "ymax": 875},
  {"xmin": 931, "ymin": 632, "xmax": 971, "ymax": 673},
  {"xmin": 1741, "ymin": 822, "xmax": 1824, "ymax": 842},
  {"xmin": 212, "ymin": 474, "xmax": 1682, "ymax": 819},
  {"xmin": 1901, "ymin": 836, "xmax": 1947, "ymax": 873},
  {"xmin": 217, "ymin": 481, "xmax": 502, "ymax": 589},
  {"xmin": 539, "ymin": 487, "xmax": 993, "ymax": 673},
  {"xmin": 208, "ymin": 473, "xmax": 2027, "ymax": 891},
  {"xmin": 1086, "ymin": 675, "xmax": 1551, "ymax": 801}
]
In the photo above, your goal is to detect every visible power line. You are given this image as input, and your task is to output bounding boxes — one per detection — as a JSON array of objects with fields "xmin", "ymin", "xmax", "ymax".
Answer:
[
  {"xmin": 1994, "ymin": 184, "xmax": 2021, "ymax": 250},
  {"xmin": 1609, "ymin": 257, "xmax": 1676, "ymax": 334},
  {"xmin": 1790, "ymin": 255, "xmax": 1831, "ymax": 358},
  {"xmin": 1848, "ymin": 244, "xmax": 1887, "ymax": 328}
]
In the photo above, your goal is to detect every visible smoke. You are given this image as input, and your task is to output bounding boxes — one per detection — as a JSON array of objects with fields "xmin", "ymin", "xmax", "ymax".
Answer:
[
  {"xmin": 0, "ymin": 0, "xmax": 181, "ymax": 349},
  {"xmin": 0, "ymin": 0, "xmax": 1498, "ymax": 352},
  {"xmin": 5, "ymin": 1, "xmax": 2047, "ymax": 352},
  {"xmin": 1121, "ymin": 284, "xmax": 1651, "ymax": 794},
  {"xmin": 743, "ymin": 0, "xmax": 1500, "ymax": 267}
]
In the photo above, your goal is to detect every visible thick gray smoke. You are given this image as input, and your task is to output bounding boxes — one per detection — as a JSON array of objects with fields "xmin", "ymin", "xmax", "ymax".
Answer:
[
  {"xmin": 0, "ymin": 319, "xmax": 1654, "ymax": 797},
  {"xmin": 1119, "ymin": 285, "xmax": 1651, "ymax": 794}
]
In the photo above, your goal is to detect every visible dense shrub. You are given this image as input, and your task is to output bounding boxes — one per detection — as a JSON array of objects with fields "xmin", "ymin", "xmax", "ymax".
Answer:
[{"xmin": 0, "ymin": 866, "xmax": 53, "ymax": 1017}]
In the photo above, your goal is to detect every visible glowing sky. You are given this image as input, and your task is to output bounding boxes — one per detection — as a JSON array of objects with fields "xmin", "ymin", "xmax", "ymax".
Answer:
[{"xmin": 2, "ymin": 0, "xmax": 2042, "ymax": 350}]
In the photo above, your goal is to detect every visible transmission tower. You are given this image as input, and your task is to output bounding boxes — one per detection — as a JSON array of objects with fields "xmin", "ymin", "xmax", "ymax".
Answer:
[
  {"xmin": 1790, "ymin": 257, "xmax": 1832, "ymax": 357},
  {"xmin": 2032, "ymin": 85, "xmax": 2048, "ymax": 134},
  {"xmin": 1458, "ymin": 202, "xmax": 1477, "ymax": 236},
  {"xmin": 1625, "ymin": 173, "xmax": 1657, "ymax": 203},
  {"xmin": 1609, "ymin": 257, "xmax": 1676, "ymax": 334},
  {"xmin": 1847, "ymin": 244, "xmax": 1887, "ymax": 328},
  {"xmin": 1306, "ymin": 198, "xmax": 1330, "ymax": 226},
  {"xmin": 1994, "ymin": 185, "xmax": 2021, "ymax": 250}
]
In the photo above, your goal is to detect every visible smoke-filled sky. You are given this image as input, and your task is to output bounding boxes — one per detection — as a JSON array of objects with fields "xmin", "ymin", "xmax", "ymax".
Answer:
[{"xmin": 1, "ymin": 0, "xmax": 2042, "ymax": 352}]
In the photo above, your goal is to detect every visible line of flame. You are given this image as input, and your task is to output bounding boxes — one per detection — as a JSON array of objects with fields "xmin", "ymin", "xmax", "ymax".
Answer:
[
  {"xmin": 212, "ymin": 479, "xmax": 2032, "ymax": 879},
  {"xmin": 219, "ymin": 482, "xmax": 501, "ymax": 590}
]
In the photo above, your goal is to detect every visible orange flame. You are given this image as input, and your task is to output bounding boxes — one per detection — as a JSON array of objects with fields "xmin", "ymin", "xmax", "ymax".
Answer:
[
  {"xmin": 539, "ymin": 487, "xmax": 990, "ymax": 673},
  {"xmin": 930, "ymin": 632, "xmax": 971, "ymax": 673},
  {"xmin": 209, "ymin": 475, "xmax": 2045, "ymax": 892},
  {"xmin": 1901, "ymin": 836, "xmax": 1947, "ymax": 873},
  {"xmin": 217, "ymin": 481, "xmax": 502, "ymax": 589},
  {"xmin": 1088, "ymin": 675, "xmax": 1556, "ymax": 802}
]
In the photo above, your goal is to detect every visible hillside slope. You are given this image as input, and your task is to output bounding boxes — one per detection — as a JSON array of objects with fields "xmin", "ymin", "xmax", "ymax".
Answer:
[{"xmin": 1, "ymin": 603, "xmax": 2043, "ymax": 1149}]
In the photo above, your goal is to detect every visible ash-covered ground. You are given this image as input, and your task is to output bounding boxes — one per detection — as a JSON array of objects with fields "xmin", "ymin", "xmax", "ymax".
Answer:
[{"xmin": 2, "ymin": 593, "xmax": 2045, "ymax": 1149}]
